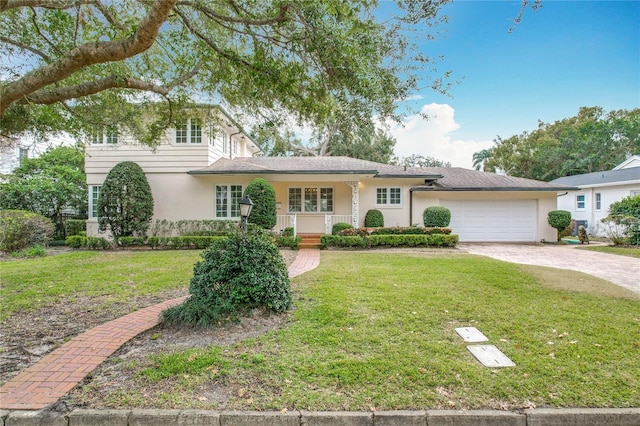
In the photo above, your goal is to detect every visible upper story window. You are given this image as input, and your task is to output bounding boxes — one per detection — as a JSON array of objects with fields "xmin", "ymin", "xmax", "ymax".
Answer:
[
  {"xmin": 175, "ymin": 118, "xmax": 202, "ymax": 144},
  {"xmin": 595, "ymin": 193, "xmax": 602, "ymax": 211},
  {"xmin": 92, "ymin": 127, "xmax": 118, "ymax": 145},
  {"xmin": 576, "ymin": 194, "xmax": 586, "ymax": 210},
  {"xmin": 376, "ymin": 187, "xmax": 401, "ymax": 206},
  {"xmin": 18, "ymin": 147, "xmax": 29, "ymax": 163}
]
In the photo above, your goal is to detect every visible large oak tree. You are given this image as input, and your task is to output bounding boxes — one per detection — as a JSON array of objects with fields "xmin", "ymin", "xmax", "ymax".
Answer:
[{"xmin": 0, "ymin": 0, "xmax": 456, "ymax": 149}]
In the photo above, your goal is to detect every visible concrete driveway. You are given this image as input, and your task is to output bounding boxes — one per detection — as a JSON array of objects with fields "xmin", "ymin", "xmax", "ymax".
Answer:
[{"xmin": 458, "ymin": 243, "xmax": 640, "ymax": 296}]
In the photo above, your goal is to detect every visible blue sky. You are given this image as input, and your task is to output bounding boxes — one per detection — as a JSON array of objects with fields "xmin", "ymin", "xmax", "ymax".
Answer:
[{"xmin": 390, "ymin": 0, "xmax": 640, "ymax": 168}]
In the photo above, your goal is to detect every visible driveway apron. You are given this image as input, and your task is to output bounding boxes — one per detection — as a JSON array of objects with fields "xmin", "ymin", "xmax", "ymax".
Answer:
[{"xmin": 459, "ymin": 243, "xmax": 640, "ymax": 296}]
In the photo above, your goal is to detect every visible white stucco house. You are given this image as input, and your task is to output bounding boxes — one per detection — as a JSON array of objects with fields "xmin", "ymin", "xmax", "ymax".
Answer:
[
  {"xmin": 85, "ymin": 106, "xmax": 575, "ymax": 242},
  {"xmin": 550, "ymin": 156, "xmax": 640, "ymax": 236}
]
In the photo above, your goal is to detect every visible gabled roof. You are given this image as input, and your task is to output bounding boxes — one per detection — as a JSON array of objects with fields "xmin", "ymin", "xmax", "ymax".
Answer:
[
  {"xmin": 550, "ymin": 166, "xmax": 640, "ymax": 187},
  {"xmin": 189, "ymin": 156, "xmax": 575, "ymax": 191}
]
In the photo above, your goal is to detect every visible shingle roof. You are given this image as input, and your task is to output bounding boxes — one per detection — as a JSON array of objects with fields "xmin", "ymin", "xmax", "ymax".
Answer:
[
  {"xmin": 188, "ymin": 156, "xmax": 443, "ymax": 178},
  {"xmin": 550, "ymin": 167, "xmax": 640, "ymax": 187},
  {"xmin": 412, "ymin": 167, "xmax": 576, "ymax": 191},
  {"xmin": 189, "ymin": 156, "xmax": 575, "ymax": 191}
]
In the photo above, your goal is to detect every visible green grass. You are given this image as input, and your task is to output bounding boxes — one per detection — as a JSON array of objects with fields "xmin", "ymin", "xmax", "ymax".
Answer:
[
  {"xmin": 6, "ymin": 250, "xmax": 639, "ymax": 410},
  {"xmin": 122, "ymin": 252, "xmax": 639, "ymax": 411},
  {"xmin": 0, "ymin": 250, "xmax": 201, "ymax": 320},
  {"xmin": 577, "ymin": 245, "xmax": 640, "ymax": 258}
]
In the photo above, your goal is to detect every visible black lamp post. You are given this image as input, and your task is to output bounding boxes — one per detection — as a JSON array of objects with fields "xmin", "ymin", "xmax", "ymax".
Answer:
[{"xmin": 239, "ymin": 196, "xmax": 253, "ymax": 230}]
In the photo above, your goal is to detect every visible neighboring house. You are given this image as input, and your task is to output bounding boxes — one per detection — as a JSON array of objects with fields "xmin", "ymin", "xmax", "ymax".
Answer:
[
  {"xmin": 0, "ymin": 135, "xmax": 74, "ymax": 175},
  {"xmin": 85, "ymin": 106, "xmax": 574, "ymax": 242},
  {"xmin": 551, "ymin": 155, "xmax": 640, "ymax": 236}
]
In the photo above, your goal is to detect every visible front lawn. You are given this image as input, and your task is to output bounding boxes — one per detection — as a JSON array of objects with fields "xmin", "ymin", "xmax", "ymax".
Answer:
[
  {"xmin": 71, "ymin": 251, "xmax": 639, "ymax": 411},
  {"xmin": 0, "ymin": 250, "xmax": 201, "ymax": 320}
]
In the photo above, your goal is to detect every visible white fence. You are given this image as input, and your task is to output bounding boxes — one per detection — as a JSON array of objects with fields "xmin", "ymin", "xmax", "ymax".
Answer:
[
  {"xmin": 275, "ymin": 215, "xmax": 297, "ymax": 236},
  {"xmin": 325, "ymin": 215, "xmax": 353, "ymax": 234}
]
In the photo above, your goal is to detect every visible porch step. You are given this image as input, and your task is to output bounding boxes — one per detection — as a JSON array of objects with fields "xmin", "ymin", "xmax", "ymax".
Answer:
[{"xmin": 298, "ymin": 233, "xmax": 323, "ymax": 249}]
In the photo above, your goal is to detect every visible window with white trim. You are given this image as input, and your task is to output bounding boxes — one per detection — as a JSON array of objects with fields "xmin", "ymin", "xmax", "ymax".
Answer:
[
  {"xmin": 576, "ymin": 194, "xmax": 585, "ymax": 210},
  {"xmin": 175, "ymin": 118, "xmax": 202, "ymax": 144},
  {"xmin": 216, "ymin": 185, "xmax": 243, "ymax": 218},
  {"xmin": 376, "ymin": 187, "xmax": 401, "ymax": 206},
  {"xmin": 632, "ymin": 190, "xmax": 640, "ymax": 196},
  {"xmin": 595, "ymin": 193, "xmax": 602, "ymax": 211},
  {"xmin": 89, "ymin": 185, "xmax": 101, "ymax": 218},
  {"xmin": 92, "ymin": 127, "xmax": 118, "ymax": 145},
  {"xmin": 288, "ymin": 187, "xmax": 333, "ymax": 213}
]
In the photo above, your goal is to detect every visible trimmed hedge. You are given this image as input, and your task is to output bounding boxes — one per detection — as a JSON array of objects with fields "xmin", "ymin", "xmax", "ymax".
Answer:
[
  {"xmin": 423, "ymin": 206, "xmax": 451, "ymax": 227},
  {"xmin": 148, "ymin": 235, "xmax": 226, "ymax": 249},
  {"xmin": 332, "ymin": 222, "xmax": 353, "ymax": 235},
  {"xmin": 321, "ymin": 234, "xmax": 458, "ymax": 249},
  {"xmin": 364, "ymin": 209, "xmax": 384, "ymax": 227},
  {"xmin": 65, "ymin": 235, "xmax": 111, "ymax": 249},
  {"xmin": 274, "ymin": 235, "xmax": 301, "ymax": 249},
  {"xmin": 339, "ymin": 226, "xmax": 452, "ymax": 236}
]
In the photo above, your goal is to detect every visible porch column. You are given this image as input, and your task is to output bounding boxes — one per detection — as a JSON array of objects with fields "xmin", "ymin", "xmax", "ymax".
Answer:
[{"xmin": 345, "ymin": 181, "xmax": 359, "ymax": 228}]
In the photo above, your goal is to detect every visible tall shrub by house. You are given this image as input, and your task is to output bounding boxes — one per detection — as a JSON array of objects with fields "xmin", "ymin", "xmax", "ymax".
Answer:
[
  {"xmin": 161, "ymin": 226, "xmax": 291, "ymax": 327},
  {"xmin": 423, "ymin": 206, "xmax": 451, "ymax": 227},
  {"xmin": 98, "ymin": 161, "xmax": 154, "ymax": 239},
  {"xmin": 547, "ymin": 210, "xmax": 572, "ymax": 242},
  {"xmin": 243, "ymin": 177, "xmax": 277, "ymax": 229},
  {"xmin": 604, "ymin": 194, "xmax": 640, "ymax": 245},
  {"xmin": 364, "ymin": 209, "xmax": 384, "ymax": 227}
]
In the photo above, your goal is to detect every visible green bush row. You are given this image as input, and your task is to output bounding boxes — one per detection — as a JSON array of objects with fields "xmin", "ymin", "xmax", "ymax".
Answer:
[
  {"xmin": 65, "ymin": 235, "xmax": 111, "ymax": 249},
  {"xmin": 148, "ymin": 235, "xmax": 226, "ymax": 249},
  {"xmin": 150, "ymin": 219, "xmax": 239, "ymax": 237},
  {"xmin": 339, "ymin": 226, "xmax": 452, "ymax": 236},
  {"xmin": 321, "ymin": 234, "xmax": 459, "ymax": 249},
  {"xmin": 274, "ymin": 235, "xmax": 301, "ymax": 249}
]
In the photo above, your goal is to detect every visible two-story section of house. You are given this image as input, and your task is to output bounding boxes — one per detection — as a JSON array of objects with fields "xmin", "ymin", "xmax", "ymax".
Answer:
[{"xmin": 85, "ymin": 105, "xmax": 262, "ymax": 236}]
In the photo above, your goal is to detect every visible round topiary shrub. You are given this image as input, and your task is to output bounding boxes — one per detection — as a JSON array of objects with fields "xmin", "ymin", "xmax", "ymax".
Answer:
[
  {"xmin": 244, "ymin": 178, "xmax": 277, "ymax": 229},
  {"xmin": 332, "ymin": 222, "xmax": 354, "ymax": 235},
  {"xmin": 423, "ymin": 206, "xmax": 451, "ymax": 227},
  {"xmin": 98, "ymin": 161, "xmax": 154, "ymax": 239},
  {"xmin": 161, "ymin": 226, "xmax": 291, "ymax": 327},
  {"xmin": 547, "ymin": 210, "xmax": 572, "ymax": 242},
  {"xmin": 0, "ymin": 210, "xmax": 54, "ymax": 253},
  {"xmin": 364, "ymin": 209, "xmax": 384, "ymax": 227}
]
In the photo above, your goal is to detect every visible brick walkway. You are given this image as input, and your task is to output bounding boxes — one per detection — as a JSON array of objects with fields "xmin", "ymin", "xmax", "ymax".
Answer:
[{"xmin": 0, "ymin": 249, "xmax": 321, "ymax": 410}]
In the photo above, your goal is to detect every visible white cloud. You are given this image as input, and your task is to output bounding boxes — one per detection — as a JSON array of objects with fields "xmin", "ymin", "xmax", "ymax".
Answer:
[{"xmin": 390, "ymin": 103, "xmax": 493, "ymax": 169}]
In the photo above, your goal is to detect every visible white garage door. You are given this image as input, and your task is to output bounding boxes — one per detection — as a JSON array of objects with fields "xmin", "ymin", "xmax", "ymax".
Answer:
[{"xmin": 441, "ymin": 200, "xmax": 537, "ymax": 242}]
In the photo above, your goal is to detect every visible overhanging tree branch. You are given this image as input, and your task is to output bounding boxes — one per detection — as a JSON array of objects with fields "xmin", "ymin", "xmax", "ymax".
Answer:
[
  {"xmin": 0, "ymin": 35, "xmax": 51, "ymax": 61},
  {"xmin": 0, "ymin": 0, "xmax": 177, "ymax": 117},
  {"xmin": 0, "ymin": 0, "xmax": 94, "ymax": 12}
]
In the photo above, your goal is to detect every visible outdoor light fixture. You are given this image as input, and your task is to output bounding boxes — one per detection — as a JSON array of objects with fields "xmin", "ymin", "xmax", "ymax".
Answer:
[{"xmin": 239, "ymin": 196, "xmax": 253, "ymax": 230}]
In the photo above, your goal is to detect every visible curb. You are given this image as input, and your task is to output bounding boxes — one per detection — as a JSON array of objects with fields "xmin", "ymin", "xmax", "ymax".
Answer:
[{"xmin": 1, "ymin": 408, "xmax": 639, "ymax": 426}]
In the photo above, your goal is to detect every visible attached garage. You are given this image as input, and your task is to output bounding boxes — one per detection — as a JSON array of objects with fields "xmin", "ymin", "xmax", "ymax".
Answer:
[{"xmin": 441, "ymin": 200, "xmax": 537, "ymax": 242}]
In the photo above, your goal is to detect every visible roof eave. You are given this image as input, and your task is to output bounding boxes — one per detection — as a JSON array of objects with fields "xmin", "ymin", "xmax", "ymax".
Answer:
[
  {"xmin": 376, "ymin": 174, "xmax": 444, "ymax": 179},
  {"xmin": 411, "ymin": 186, "xmax": 578, "ymax": 192},
  {"xmin": 188, "ymin": 169, "xmax": 379, "ymax": 176}
]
